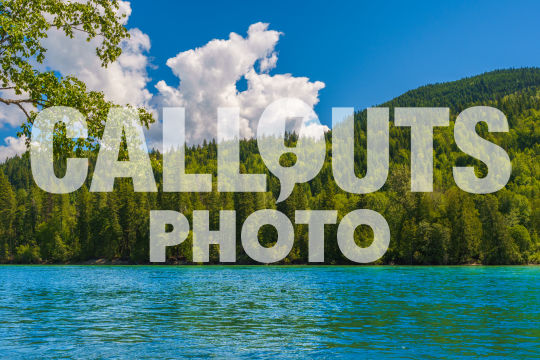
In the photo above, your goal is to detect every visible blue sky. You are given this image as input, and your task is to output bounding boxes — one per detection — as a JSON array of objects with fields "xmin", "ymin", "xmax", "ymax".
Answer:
[
  {"xmin": 126, "ymin": 0, "xmax": 540, "ymax": 123},
  {"xmin": 1, "ymin": 0, "xmax": 540, "ymax": 151}
]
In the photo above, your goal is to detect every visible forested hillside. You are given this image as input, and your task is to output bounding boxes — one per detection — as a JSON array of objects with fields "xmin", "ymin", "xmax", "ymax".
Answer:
[{"xmin": 1, "ymin": 68, "xmax": 539, "ymax": 264}]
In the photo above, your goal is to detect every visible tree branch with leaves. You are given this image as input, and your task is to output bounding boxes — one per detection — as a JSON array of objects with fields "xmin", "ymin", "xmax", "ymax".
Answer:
[{"xmin": 0, "ymin": 0, "xmax": 153, "ymax": 152}]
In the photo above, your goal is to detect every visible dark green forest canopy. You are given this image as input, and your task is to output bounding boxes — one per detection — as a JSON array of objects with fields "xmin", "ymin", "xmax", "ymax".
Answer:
[{"xmin": 1, "ymin": 68, "xmax": 539, "ymax": 264}]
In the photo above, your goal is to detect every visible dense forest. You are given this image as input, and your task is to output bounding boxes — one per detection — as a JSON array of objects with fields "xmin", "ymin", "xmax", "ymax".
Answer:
[{"xmin": 0, "ymin": 68, "xmax": 538, "ymax": 264}]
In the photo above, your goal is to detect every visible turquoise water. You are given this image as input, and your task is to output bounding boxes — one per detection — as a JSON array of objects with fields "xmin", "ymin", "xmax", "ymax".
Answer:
[{"xmin": 0, "ymin": 266, "xmax": 539, "ymax": 359}]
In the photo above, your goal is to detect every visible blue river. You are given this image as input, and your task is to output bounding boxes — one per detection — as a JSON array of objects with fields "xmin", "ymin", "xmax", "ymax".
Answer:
[{"xmin": 0, "ymin": 266, "xmax": 539, "ymax": 359}]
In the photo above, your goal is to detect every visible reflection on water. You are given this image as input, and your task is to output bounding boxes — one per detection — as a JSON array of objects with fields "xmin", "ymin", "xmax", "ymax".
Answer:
[{"xmin": 0, "ymin": 266, "xmax": 539, "ymax": 358}]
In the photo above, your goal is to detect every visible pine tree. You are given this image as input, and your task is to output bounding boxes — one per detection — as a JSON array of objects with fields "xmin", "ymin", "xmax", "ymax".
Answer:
[{"xmin": 0, "ymin": 172, "xmax": 16, "ymax": 260}]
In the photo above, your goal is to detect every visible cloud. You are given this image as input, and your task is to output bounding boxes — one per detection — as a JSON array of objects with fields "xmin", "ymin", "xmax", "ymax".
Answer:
[
  {"xmin": 2, "ymin": 13, "xmax": 327, "ymax": 161},
  {"xmin": 259, "ymin": 52, "xmax": 278, "ymax": 73},
  {"xmin": 0, "ymin": 136, "xmax": 26, "ymax": 162},
  {"xmin": 153, "ymin": 22, "xmax": 326, "ymax": 146},
  {"xmin": 38, "ymin": 1, "xmax": 152, "ymax": 108}
]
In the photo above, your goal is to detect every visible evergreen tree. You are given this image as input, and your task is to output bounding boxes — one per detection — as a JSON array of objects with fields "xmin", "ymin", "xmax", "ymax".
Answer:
[{"xmin": 0, "ymin": 172, "xmax": 16, "ymax": 260}]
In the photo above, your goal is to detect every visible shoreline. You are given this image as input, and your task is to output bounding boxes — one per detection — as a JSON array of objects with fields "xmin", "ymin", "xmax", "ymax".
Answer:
[{"xmin": 1, "ymin": 259, "xmax": 539, "ymax": 266}]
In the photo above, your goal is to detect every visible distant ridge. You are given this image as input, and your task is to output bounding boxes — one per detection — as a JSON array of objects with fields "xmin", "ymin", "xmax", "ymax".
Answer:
[{"xmin": 379, "ymin": 67, "xmax": 540, "ymax": 111}]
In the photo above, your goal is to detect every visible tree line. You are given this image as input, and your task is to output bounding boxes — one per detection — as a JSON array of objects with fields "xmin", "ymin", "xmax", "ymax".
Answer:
[{"xmin": 0, "ymin": 68, "xmax": 539, "ymax": 264}]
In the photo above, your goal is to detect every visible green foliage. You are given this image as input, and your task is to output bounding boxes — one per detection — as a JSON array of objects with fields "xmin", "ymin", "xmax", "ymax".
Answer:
[
  {"xmin": 0, "ymin": 171, "xmax": 16, "ymax": 260},
  {"xmin": 0, "ymin": 0, "xmax": 153, "ymax": 150},
  {"xmin": 14, "ymin": 243, "xmax": 41, "ymax": 263},
  {"xmin": 1, "ymin": 68, "xmax": 539, "ymax": 264}
]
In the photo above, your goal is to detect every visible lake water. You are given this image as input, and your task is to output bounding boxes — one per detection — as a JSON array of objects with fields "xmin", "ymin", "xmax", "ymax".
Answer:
[{"xmin": 0, "ymin": 266, "xmax": 538, "ymax": 359}]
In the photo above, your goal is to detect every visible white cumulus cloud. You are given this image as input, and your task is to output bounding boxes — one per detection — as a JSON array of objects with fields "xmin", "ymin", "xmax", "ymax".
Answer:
[
  {"xmin": 152, "ymin": 22, "xmax": 326, "ymax": 146},
  {"xmin": 0, "ymin": 136, "xmax": 26, "ymax": 162}
]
